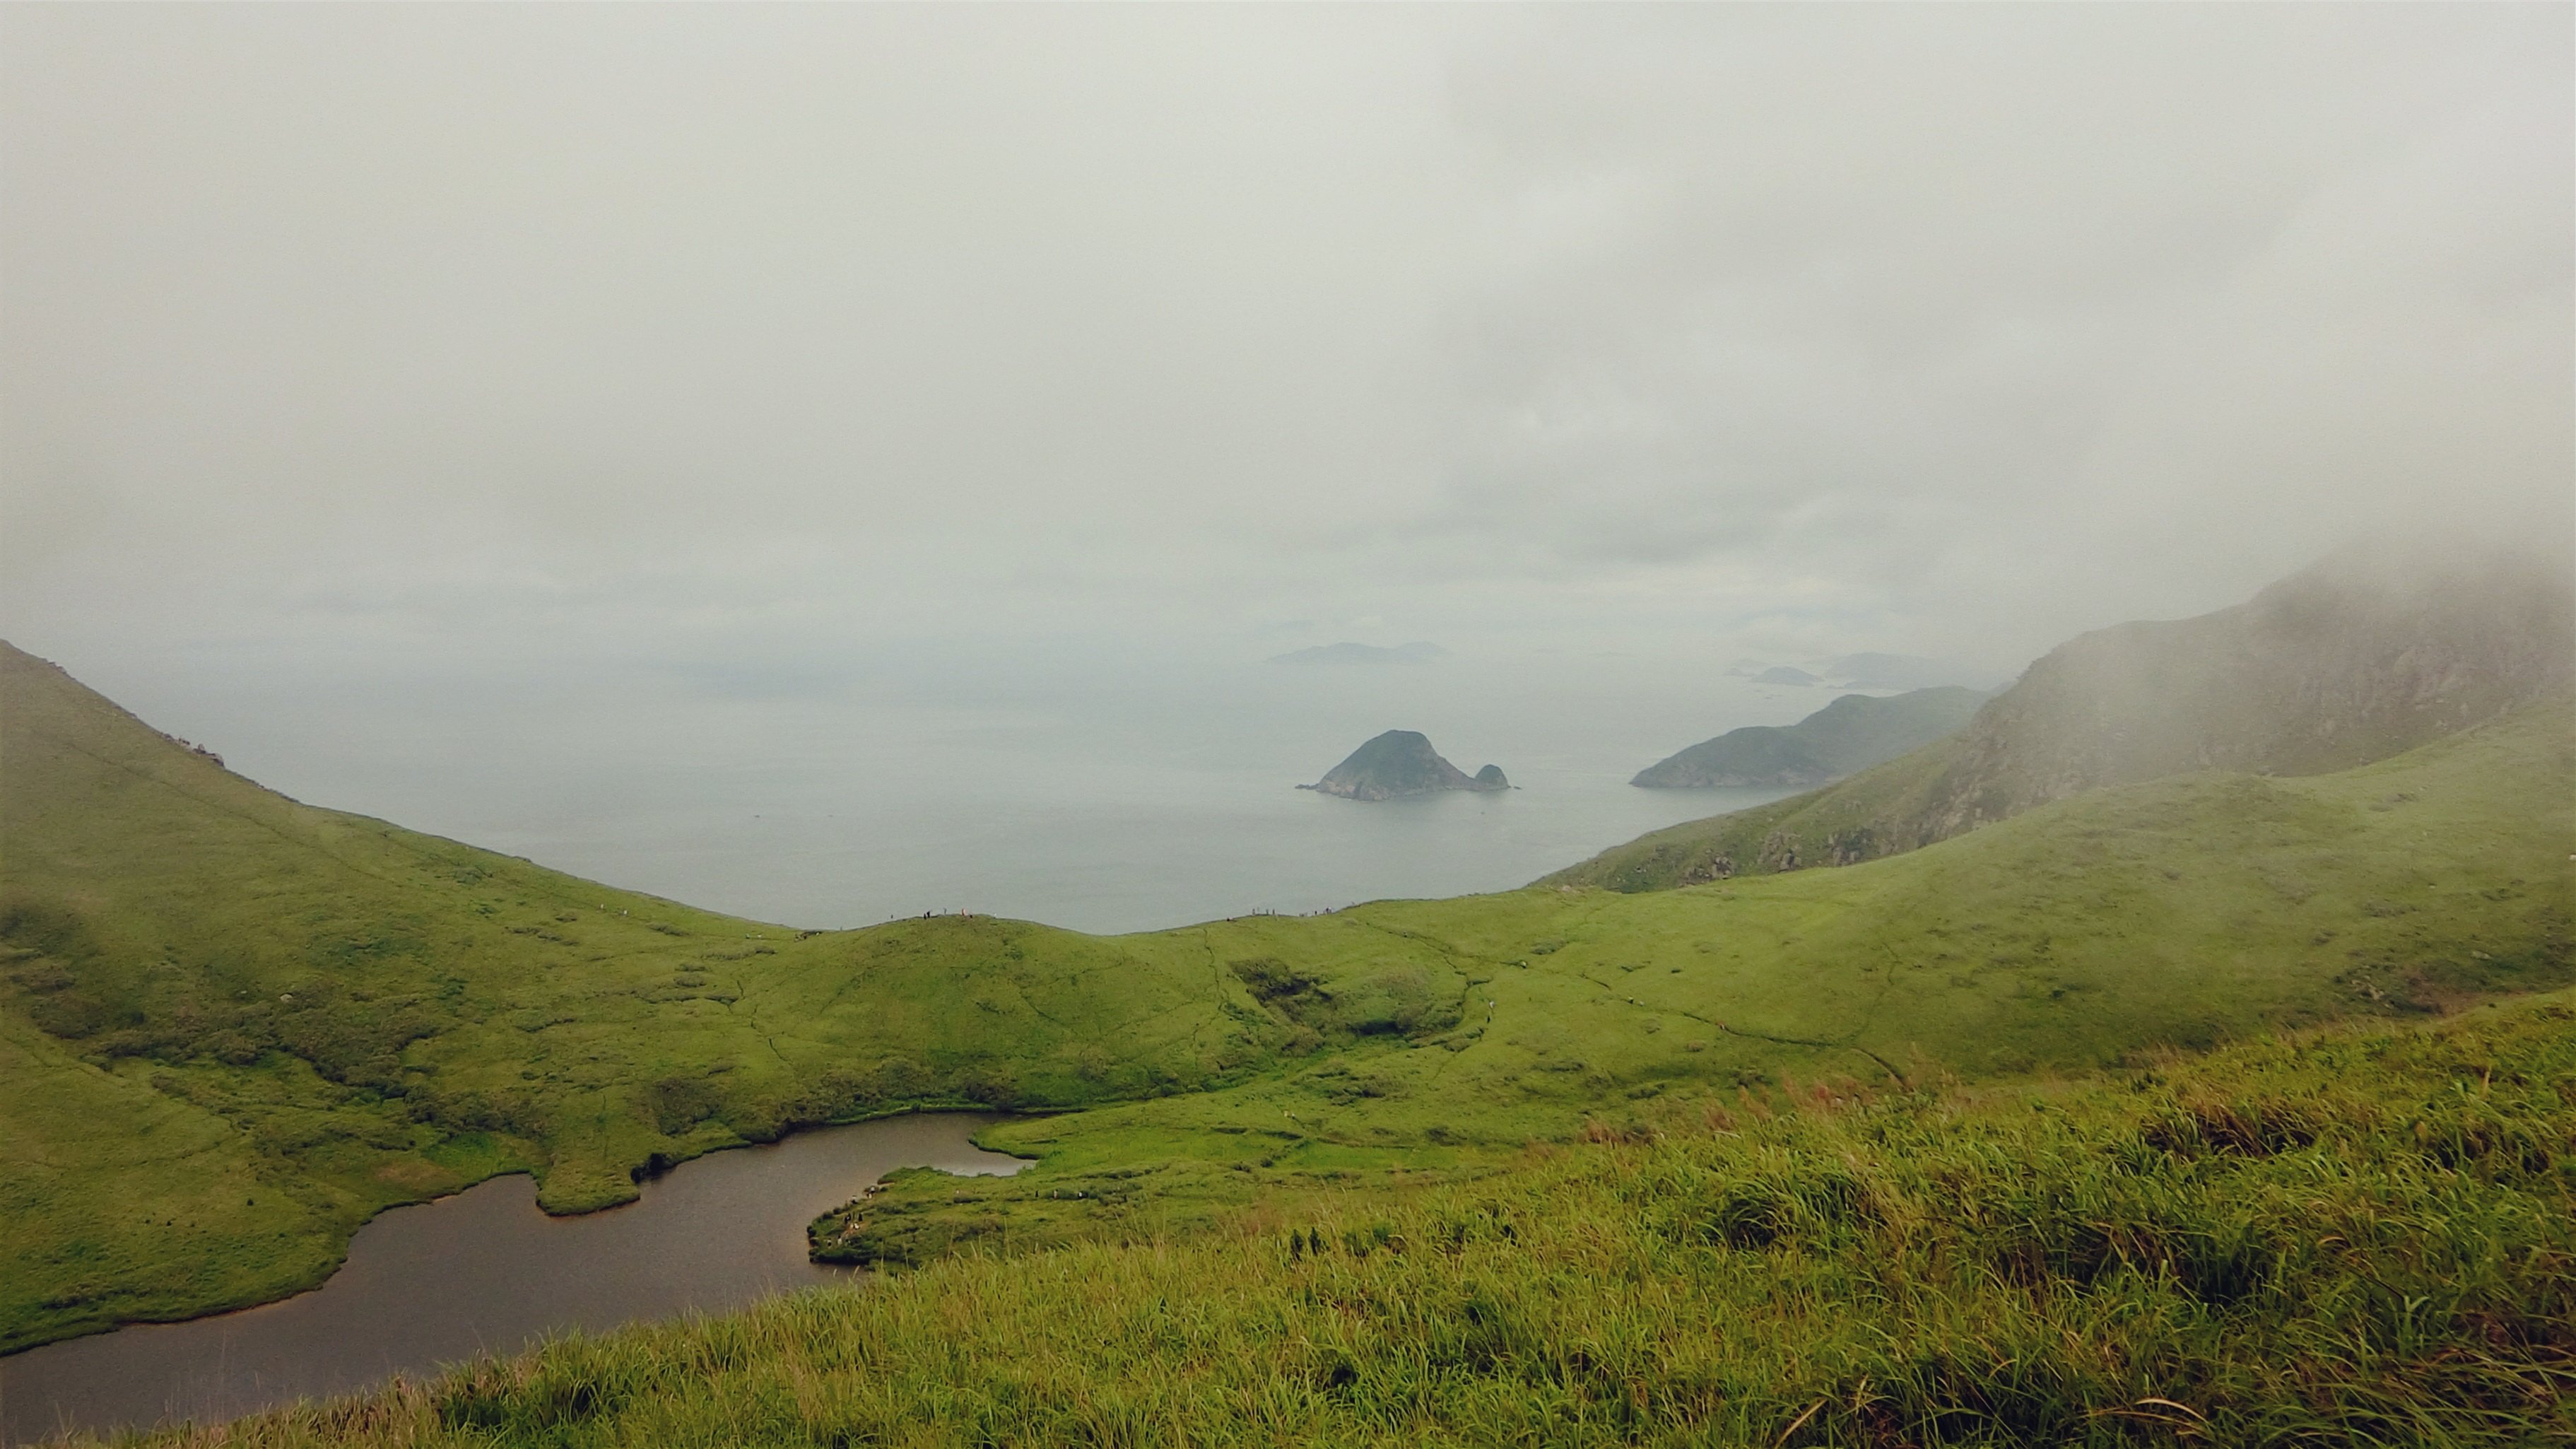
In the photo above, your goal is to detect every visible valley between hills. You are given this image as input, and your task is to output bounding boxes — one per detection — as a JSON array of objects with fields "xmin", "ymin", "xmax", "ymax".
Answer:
[{"xmin": 2, "ymin": 552, "xmax": 2572, "ymax": 1446}]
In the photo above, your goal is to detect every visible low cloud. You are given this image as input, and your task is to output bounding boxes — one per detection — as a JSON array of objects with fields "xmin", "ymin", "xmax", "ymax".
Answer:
[{"xmin": 2, "ymin": 5, "xmax": 2564, "ymax": 681}]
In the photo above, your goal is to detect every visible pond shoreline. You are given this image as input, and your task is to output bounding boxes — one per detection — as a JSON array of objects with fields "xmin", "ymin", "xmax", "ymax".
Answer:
[{"xmin": 0, "ymin": 1113, "xmax": 1026, "ymax": 1446}]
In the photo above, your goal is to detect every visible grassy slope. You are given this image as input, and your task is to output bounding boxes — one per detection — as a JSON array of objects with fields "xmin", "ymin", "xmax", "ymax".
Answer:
[
  {"xmin": 117, "ymin": 987, "xmax": 2576, "ymax": 1448},
  {"xmin": 4, "ymin": 639, "xmax": 2570, "ymax": 1357},
  {"xmin": 1552, "ymin": 734, "xmax": 1977, "ymax": 888},
  {"xmin": 0, "ymin": 1014, "xmax": 414, "ymax": 1349},
  {"xmin": 1558, "ymin": 553, "xmax": 2574, "ymax": 891},
  {"xmin": 0, "ymin": 645, "xmax": 1265, "ymax": 1349},
  {"xmin": 825, "ymin": 702, "xmax": 2574, "ymax": 1265}
]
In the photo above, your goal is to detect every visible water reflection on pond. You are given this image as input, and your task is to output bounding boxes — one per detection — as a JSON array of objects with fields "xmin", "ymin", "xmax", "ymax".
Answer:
[{"xmin": 0, "ymin": 1113, "xmax": 1023, "ymax": 1445}]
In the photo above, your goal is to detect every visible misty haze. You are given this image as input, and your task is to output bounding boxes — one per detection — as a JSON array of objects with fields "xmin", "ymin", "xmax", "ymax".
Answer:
[{"xmin": 1, "ymin": 6, "xmax": 2569, "ymax": 1447}]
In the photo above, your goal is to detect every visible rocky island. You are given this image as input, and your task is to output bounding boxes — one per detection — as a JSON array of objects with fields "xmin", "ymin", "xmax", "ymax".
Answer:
[{"xmin": 1300, "ymin": 730, "xmax": 1509, "ymax": 801}]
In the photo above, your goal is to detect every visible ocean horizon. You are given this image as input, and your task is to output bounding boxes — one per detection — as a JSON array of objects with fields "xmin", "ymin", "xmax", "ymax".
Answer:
[{"xmin": 59, "ymin": 644, "xmax": 1845, "ymax": 934}]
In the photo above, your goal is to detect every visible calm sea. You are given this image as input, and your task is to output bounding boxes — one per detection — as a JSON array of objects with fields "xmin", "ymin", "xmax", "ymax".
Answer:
[{"xmin": 80, "ymin": 647, "xmax": 1832, "ymax": 934}]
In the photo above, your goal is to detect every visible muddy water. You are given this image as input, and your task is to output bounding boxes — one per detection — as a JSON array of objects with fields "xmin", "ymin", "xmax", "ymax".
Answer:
[{"xmin": 0, "ymin": 1113, "xmax": 1023, "ymax": 1445}]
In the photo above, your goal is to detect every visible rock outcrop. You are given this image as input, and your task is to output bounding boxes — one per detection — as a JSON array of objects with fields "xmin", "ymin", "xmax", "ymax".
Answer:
[{"xmin": 1302, "ymin": 731, "xmax": 1509, "ymax": 801}]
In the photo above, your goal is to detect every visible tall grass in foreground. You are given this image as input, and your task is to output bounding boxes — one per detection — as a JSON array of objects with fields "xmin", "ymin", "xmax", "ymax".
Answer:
[{"xmin": 122, "ymin": 995, "xmax": 2576, "ymax": 1448}]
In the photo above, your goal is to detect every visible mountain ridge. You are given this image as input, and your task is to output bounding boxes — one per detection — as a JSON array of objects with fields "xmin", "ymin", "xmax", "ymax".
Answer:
[
  {"xmin": 1632, "ymin": 686, "xmax": 1989, "ymax": 789},
  {"xmin": 1551, "ymin": 546, "xmax": 2575, "ymax": 890}
]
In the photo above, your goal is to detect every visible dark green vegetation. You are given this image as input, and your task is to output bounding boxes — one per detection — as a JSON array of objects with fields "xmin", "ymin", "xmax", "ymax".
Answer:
[
  {"xmin": 1302, "ymin": 729, "xmax": 1505, "ymax": 800},
  {"xmin": 1555, "ymin": 549, "xmax": 2573, "ymax": 890},
  {"xmin": 114, "ymin": 987, "xmax": 2576, "ymax": 1447},
  {"xmin": 1631, "ymin": 686, "xmax": 1989, "ymax": 789}
]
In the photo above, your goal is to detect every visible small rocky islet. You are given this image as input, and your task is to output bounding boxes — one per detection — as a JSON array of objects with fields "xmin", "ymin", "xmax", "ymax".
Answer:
[{"xmin": 1300, "ymin": 729, "xmax": 1508, "ymax": 801}]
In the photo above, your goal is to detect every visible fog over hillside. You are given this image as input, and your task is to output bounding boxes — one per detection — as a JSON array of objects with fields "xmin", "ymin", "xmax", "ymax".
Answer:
[{"xmin": 1, "ymin": 4, "xmax": 2566, "ymax": 810}]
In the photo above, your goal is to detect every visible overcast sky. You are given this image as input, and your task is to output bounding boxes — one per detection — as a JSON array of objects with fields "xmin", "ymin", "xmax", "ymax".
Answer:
[{"xmin": 4, "ymin": 4, "xmax": 2568, "ymax": 687}]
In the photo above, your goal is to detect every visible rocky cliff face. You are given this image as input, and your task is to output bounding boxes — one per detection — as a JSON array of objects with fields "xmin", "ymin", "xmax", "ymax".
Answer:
[
  {"xmin": 1302, "ymin": 731, "xmax": 1508, "ymax": 801},
  {"xmin": 1548, "ymin": 544, "xmax": 2575, "ymax": 891}
]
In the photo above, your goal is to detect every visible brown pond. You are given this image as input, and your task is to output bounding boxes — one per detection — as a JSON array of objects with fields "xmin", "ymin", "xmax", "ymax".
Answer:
[{"xmin": 0, "ymin": 1113, "xmax": 1024, "ymax": 1445}]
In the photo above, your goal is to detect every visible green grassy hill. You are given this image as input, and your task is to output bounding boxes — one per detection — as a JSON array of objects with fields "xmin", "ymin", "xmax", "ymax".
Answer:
[
  {"xmin": 1552, "ymin": 548, "xmax": 2573, "ymax": 891},
  {"xmin": 1630, "ymin": 686, "xmax": 1988, "ymax": 789},
  {"xmin": 6, "ymin": 630, "xmax": 2568, "ymax": 1356},
  {"xmin": 0, "ymin": 643, "xmax": 1269, "ymax": 1349},
  {"xmin": 816, "ymin": 700, "xmax": 2575, "ymax": 1267},
  {"xmin": 112, "ymin": 986, "xmax": 2576, "ymax": 1448}
]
